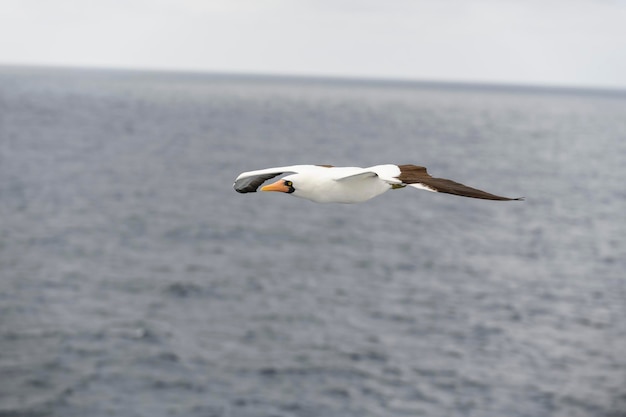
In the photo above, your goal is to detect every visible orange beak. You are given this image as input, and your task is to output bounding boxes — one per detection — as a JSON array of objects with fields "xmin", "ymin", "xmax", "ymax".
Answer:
[{"xmin": 261, "ymin": 180, "xmax": 290, "ymax": 193}]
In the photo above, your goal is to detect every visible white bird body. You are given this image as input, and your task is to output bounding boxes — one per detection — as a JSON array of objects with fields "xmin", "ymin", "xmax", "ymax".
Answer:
[
  {"xmin": 284, "ymin": 165, "xmax": 400, "ymax": 203},
  {"xmin": 233, "ymin": 164, "xmax": 522, "ymax": 204}
]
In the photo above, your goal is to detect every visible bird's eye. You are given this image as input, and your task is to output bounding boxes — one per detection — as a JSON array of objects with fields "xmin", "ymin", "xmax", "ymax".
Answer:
[{"xmin": 285, "ymin": 180, "xmax": 293, "ymax": 187}]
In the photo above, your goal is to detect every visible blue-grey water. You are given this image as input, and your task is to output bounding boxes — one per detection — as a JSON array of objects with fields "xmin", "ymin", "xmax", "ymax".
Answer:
[{"xmin": 1, "ymin": 66, "xmax": 625, "ymax": 417}]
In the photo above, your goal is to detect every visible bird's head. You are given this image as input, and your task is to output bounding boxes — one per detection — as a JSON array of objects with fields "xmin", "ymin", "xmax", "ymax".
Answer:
[
  {"xmin": 259, "ymin": 173, "xmax": 331, "ymax": 203},
  {"xmin": 261, "ymin": 175, "xmax": 297, "ymax": 194}
]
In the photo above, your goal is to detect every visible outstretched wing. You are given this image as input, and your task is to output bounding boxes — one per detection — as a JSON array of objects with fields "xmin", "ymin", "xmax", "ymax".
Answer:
[
  {"xmin": 233, "ymin": 165, "xmax": 321, "ymax": 193},
  {"xmin": 397, "ymin": 164, "xmax": 523, "ymax": 201},
  {"xmin": 333, "ymin": 170, "xmax": 378, "ymax": 182}
]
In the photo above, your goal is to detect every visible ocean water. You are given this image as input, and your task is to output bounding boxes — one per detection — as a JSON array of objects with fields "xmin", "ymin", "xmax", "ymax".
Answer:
[{"xmin": 1, "ymin": 66, "xmax": 625, "ymax": 417}]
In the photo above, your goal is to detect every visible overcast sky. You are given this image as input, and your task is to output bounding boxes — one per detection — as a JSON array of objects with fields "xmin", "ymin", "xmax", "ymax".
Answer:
[{"xmin": 2, "ymin": 0, "xmax": 626, "ymax": 88}]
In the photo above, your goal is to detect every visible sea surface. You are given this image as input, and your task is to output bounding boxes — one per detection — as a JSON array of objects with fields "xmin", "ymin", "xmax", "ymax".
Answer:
[{"xmin": 1, "ymin": 66, "xmax": 625, "ymax": 417}]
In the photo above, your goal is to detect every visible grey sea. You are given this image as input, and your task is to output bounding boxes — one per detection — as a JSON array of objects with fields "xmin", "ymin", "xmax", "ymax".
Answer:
[{"xmin": 1, "ymin": 66, "xmax": 625, "ymax": 417}]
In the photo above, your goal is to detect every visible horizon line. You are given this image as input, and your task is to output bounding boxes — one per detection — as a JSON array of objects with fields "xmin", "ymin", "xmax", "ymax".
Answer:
[{"xmin": 2, "ymin": 62, "xmax": 626, "ymax": 97}]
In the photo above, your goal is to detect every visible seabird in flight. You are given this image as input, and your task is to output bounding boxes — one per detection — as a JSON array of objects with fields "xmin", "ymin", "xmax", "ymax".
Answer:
[{"xmin": 233, "ymin": 164, "xmax": 523, "ymax": 204}]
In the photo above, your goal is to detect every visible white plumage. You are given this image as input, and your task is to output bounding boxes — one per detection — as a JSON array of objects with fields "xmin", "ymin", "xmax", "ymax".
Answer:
[{"xmin": 233, "ymin": 164, "xmax": 522, "ymax": 204}]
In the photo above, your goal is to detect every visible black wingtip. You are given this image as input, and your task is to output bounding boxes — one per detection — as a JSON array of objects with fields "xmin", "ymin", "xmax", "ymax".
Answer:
[
  {"xmin": 233, "ymin": 173, "xmax": 283, "ymax": 194},
  {"xmin": 233, "ymin": 184, "xmax": 258, "ymax": 193}
]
